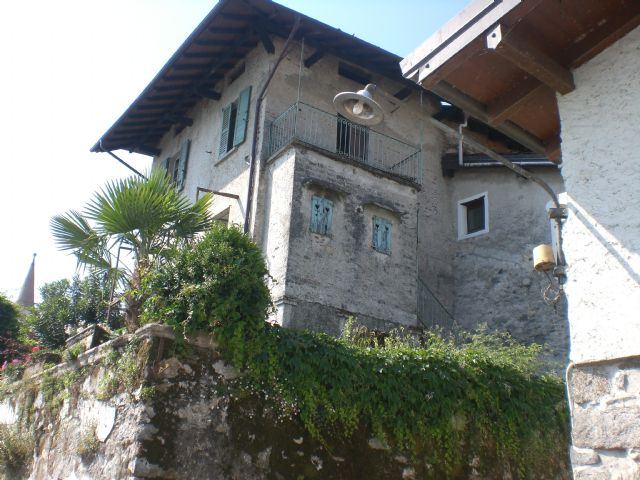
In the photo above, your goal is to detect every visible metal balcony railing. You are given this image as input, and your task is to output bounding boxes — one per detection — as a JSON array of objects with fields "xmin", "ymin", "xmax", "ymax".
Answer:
[
  {"xmin": 417, "ymin": 278, "xmax": 457, "ymax": 331},
  {"xmin": 268, "ymin": 102, "xmax": 422, "ymax": 184}
]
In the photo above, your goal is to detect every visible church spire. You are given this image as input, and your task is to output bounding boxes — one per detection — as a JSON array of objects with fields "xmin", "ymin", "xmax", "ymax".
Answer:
[{"xmin": 17, "ymin": 253, "xmax": 36, "ymax": 308}]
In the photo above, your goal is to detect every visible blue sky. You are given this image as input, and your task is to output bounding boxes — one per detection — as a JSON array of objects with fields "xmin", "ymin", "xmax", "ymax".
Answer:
[{"xmin": 0, "ymin": 0, "xmax": 469, "ymax": 300}]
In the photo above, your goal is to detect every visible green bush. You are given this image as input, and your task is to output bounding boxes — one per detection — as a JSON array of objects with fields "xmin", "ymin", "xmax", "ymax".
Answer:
[
  {"xmin": 0, "ymin": 424, "xmax": 34, "ymax": 478},
  {"xmin": 141, "ymin": 225, "xmax": 272, "ymax": 361}
]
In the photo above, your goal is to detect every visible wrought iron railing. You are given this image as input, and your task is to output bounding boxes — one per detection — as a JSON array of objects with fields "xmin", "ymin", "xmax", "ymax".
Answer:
[
  {"xmin": 417, "ymin": 278, "xmax": 457, "ymax": 331},
  {"xmin": 268, "ymin": 102, "xmax": 422, "ymax": 184}
]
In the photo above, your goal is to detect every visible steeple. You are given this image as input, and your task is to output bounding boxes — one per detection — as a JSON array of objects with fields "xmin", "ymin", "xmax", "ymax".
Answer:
[{"xmin": 17, "ymin": 253, "xmax": 36, "ymax": 308}]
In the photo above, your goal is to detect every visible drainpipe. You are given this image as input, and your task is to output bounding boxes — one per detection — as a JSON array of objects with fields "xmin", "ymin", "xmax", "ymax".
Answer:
[
  {"xmin": 243, "ymin": 17, "xmax": 301, "ymax": 234},
  {"xmin": 429, "ymin": 117, "xmax": 567, "ymax": 275}
]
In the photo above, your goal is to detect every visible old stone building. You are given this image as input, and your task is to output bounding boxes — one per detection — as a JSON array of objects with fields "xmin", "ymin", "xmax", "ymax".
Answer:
[
  {"xmin": 402, "ymin": 0, "xmax": 640, "ymax": 476},
  {"xmin": 92, "ymin": 0, "xmax": 567, "ymax": 365}
]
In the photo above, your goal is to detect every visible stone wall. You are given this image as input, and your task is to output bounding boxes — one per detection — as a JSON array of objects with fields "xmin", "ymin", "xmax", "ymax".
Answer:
[
  {"xmin": 264, "ymin": 145, "xmax": 418, "ymax": 333},
  {"xmin": 557, "ymin": 25, "xmax": 640, "ymax": 478},
  {"xmin": 0, "ymin": 325, "xmax": 562, "ymax": 480},
  {"xmin": 447, "ymin": 167, "xmax": 568, "ymax": 368}
]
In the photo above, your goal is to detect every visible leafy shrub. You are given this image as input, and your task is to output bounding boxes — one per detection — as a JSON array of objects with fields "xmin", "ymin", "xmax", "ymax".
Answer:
[
  {"xmin": 141, "ymin": 225, "xmax": 272, "ymax": 362},
  {"xmin": 0, "ymin": 425, "xmax": 34, "ymax": 478},
  {"xmin": 24, "ymin": 275, "xmax": 122, "ymax": 350}
]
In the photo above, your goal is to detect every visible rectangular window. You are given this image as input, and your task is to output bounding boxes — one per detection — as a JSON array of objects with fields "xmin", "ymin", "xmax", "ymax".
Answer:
[
  {"xmin": 372, "ymin": 216, "xmax": 392, "ymax": 254},
  {"xmin": 218, "ymin": 86, "xmax": 251, "ymax": 158},
  {"xmin": 336, "ymin": 115, "xmax": 369, "ymax": 161},
  {"xmin": 163, "ymin": 139, "xmax": 190, "ymax": 191},
  {"xmin": 457, "ymin": 192, "xmax": 489, "ymax": 239},
  {"xmin": 310, "ymin": 195, "xmax": 333, "ymax": 235}
]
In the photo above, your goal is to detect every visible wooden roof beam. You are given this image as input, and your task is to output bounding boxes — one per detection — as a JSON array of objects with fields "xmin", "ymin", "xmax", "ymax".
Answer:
[
  {"xmin": 486, "ymin": 24, "xmax": 574, "ymax": 95},
  {"xmin": 431, "ymin": 81, "xmax": 547, "ymax": 155},
  {"xmin": 253, "ymin": 22, "xmax": 275, "ymax": 54},
  {"xmin": 193, "ymin": 87, "xmax": 221, "ymax": 101},
  {"xmin": 303, "ymin": 49, "xmax": 324, "ymax": 68},
  {"xmin": 487, "ymin": 77, "xmax": 545, "ymax": 125}
]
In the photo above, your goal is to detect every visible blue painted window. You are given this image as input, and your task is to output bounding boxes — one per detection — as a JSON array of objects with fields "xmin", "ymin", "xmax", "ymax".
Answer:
[
  {"xmin": 310, "ymin": 196, "xmax": 333, "ymax": 235},
  {"xmin": 372, "ymin": 216, "xmax": 392, "ymax": 254}
]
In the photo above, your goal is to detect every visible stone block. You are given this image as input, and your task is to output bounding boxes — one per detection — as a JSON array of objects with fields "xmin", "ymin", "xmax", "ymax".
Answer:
[
  {"xmin": 571, "ymin": 447, "xmax": 601, "ymax": 466},
  {"xmin": 570, "ymin": 366, "xmax": 611, "ymax": 404},
  {"xmin": 572, "ymin": 402, "xmax": 640, "ymax": 449}
]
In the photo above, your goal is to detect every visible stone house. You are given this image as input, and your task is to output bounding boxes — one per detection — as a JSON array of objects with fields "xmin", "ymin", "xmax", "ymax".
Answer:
[
  {"xmin": 401, "ymin": 0, "xmax": 640, "ymax": 476},
  {"xmin": 92, "ymin": 0, "xmax": 566, "ymax": 364}
]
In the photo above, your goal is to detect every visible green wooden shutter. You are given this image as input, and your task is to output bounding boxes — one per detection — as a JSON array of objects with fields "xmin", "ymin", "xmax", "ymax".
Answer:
[
  {"xmin": 372, "ymin": 217, "xmax": 392, "ymax": 254},
  {"xmin": 310, "ymin": 196, "xmax": 323, "ymax": 233},
  {"xmin": 233, "ymin": 86, "xmax": 252, "ymax": 146},
  {"xmin": 163, "ymin": 157, "xmax": 171, "ymax": 172},
  {"xmin": 321, "ymin": 198, "xmax": 333, "ymax": 235},
  {"xmin": 176, "ymin": 139, "xmax": 190, "ymax": 190},
  {"xmin": 310, "ymin": 196, "xmax": 333, "ymax": 235},
  {"xmin": 218, "ymin": 104, "xmax": 232, "ymax": 157}
]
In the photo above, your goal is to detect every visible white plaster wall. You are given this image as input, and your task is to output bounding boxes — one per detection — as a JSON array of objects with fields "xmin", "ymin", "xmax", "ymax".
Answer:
[
  {"xmin": 152, "ymin": 44, "xmax": 276, "ymax": 226},
  {"xmin": 557, "ymin": 26, "xmax": 640, "ymax": 364}
]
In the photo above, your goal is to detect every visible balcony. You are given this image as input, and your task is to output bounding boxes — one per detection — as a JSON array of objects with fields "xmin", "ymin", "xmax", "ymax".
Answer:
[{"xmin": 268, "ymin": 102, "xmax": 422, "ymax": 184}]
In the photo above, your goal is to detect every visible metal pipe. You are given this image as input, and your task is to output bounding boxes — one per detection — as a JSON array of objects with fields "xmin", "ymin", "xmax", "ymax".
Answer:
[
  {"xmin": 195, "ymin": 186, "xmax": 240, "ymax": 201},
  {"xmin": 99, "ymin": 140, "xmax": 147, "ymax": 179},
  {"xmin": 430, "ymin": 117, "xmax": 566, "ymax": 267},
  {"xmin": 244, "ymin": 17, "xmax": 301, "ymax": 234},
  {"xmin": 457, "ymin": 112, "xmax": 469, "ymax": 167}
]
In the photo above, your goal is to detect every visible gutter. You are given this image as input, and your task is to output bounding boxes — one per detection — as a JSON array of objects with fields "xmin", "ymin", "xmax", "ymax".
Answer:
[{"xmin": 243, "ymin": 17, "xmax": 301, "ymax": 234}]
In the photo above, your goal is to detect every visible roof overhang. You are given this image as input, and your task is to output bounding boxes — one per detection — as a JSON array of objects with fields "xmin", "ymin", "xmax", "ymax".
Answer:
[
  {"xmin": 402, "ymin": 0, "xmax": 640, "ymax": 162},
  {"xmin": 91, "ymin": 0, "xmax": 424, "ymax": 157}
]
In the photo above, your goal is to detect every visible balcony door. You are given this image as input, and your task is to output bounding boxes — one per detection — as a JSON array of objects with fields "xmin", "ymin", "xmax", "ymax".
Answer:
[{"xmin": 336, "ymin": 115, "xmax": 369, "ymax": 162}]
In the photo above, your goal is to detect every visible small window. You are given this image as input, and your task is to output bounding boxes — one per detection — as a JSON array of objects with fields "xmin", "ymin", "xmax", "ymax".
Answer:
[
  {"xmin": 372, "ymin": 216, "xmax": 392, "ymax": 254},
  {"xmin": 457, "ymin": 192, "xmax": 489, "ymax": 239},
  {"xmin": 163, "ymin": 139, "xmax": 190, "ymax": 191},
  {"xmin": 310, "ymin": 196, "xmax": 333, "ymax": 235},
  {"xmin": 218, "ymin": 86, "xmax": 252, "ymax": 158}
]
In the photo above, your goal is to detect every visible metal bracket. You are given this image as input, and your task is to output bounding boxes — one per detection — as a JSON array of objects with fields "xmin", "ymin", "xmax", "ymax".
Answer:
[
  {"xmin": 553, "ymin": 265, "xmax": 567, "ymax": 285},
  {"xmin": 548, "ymin": 206, "xmax": 568, "ymax": 219}
]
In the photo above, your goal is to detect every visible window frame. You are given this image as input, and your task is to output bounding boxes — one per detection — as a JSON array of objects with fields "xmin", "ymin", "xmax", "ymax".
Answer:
[{"xmin": 457, "ymin": 192, "xmax": 489, "ymax": 240}]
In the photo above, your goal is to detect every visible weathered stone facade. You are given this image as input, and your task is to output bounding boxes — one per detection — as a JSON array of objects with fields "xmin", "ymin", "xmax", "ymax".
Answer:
[{"xmin": 147, "ymin": 11, "xmax": 567, "ymax": 362}]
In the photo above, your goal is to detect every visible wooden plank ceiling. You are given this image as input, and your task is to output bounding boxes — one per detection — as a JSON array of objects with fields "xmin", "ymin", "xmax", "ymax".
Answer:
[
  {"xmin": 406, "ymin": 0, "xmax": 640, "ymax": 162},
  {"xmin": 91, "ymin": 0, "xmax": 418, "ymax": 157}
]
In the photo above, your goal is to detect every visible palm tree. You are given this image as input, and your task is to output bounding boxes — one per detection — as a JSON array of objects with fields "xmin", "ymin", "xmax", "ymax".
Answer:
[{"xmin": 51, "ymin": 169, "xmax": 212, "ymax": 332}]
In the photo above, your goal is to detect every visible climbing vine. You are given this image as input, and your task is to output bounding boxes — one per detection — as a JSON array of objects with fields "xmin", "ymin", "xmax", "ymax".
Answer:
[{"xmin": 143, "ymin": 227, "xmax": 569, "ymax": 477}]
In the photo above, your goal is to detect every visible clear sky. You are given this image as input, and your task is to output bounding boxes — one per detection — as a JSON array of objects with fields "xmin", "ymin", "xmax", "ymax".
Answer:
[{"xmin": 0, "ymin": 0, "xmax": 469, "ymax": 301}]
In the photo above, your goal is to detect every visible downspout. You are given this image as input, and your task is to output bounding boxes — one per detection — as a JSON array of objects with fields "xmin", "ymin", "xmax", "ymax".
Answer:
[
  {"xmin": 243, "ymin": 17, "xmax": 301, "ymax": 234},
  {"xmin": 429, "ymin": 117, "xmax": 567, "ymax": 273}
]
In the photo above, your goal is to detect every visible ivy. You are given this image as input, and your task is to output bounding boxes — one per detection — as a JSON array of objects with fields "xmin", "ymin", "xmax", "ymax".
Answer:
[{"xmin": 143, "ymin": 228, "xmax": 569, "ymax": 477}]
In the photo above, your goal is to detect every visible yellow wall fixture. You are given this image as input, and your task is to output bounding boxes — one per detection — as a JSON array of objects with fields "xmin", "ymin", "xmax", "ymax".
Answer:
[{"xmin": 533, "ymin": 244, "xmax": 555, "ymax": 272}]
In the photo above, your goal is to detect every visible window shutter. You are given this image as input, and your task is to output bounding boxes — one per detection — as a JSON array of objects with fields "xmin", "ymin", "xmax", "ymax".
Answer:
[
  {"xmin": 310, "ymin": 196, "xmax": 323, "ymax": 233},
  {"xmin": 373, "ymin": 217, "xmax": 391, "ymax": 254},
  {"xmin": 218, "ymin": 104, "xmax": 232, "ymax": 157},
  {"xmin": 321, "ymin": 198, "xmax": 333, "ymax": 235},
  {"xmin": 163, "ymin": 157, "xmax": 171, "ymax": 172},
  {"xmin": 176, "ymin": 139, "xmax": 190, "ymax": 190},
  {"xmin": 233, "ymin": 86, "xmax": 252, "ymax": 146}
]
